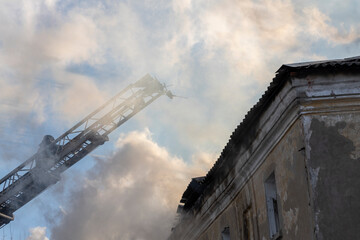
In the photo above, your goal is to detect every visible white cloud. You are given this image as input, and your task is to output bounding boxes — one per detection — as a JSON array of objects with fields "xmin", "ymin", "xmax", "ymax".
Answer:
[
  {"xmin": 27, "ymin": 226, "xmax": 49, "ymax": 240},
  {"xmin": 0, "ymin": 0, "xmax": 107, "ymax": 162},
  {"xmin": 51, "ymin": 72, "xmax": 109, "ymax": 123},
  {"xmin": 304, "ymin": 7, "xmax": 360, "ymax": 45},
  {"xmin": 41, "ymin": 14, "xmax": 102, "ymax": 65}
]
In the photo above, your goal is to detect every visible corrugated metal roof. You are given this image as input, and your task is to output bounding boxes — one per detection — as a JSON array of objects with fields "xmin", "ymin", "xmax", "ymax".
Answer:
[
  {"xmin": 180, "ymin": 56, "xmax": 360, "ymax": 212},
  {"xmin": 279, "ymin": 56, "xmax": 360, "ymax": 71}
]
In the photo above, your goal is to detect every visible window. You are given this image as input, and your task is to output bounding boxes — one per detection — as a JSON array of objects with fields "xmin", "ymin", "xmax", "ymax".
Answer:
[
  {"xmin": 264, "ymin": 172, "xmax": 280, "ymax": 239},
  {"xmin": 221, "ymin": 227, "xmax": 230, "ymax": 240}
]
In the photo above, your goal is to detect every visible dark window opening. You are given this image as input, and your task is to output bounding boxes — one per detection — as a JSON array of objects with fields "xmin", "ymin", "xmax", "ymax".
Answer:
[
  {"xmin": 265, "ymin": 172, "xmax": 281, "ymax": 239},
  {"xmin": 221, "ymin": 226, "xmax": 230, "ymax": 240}
]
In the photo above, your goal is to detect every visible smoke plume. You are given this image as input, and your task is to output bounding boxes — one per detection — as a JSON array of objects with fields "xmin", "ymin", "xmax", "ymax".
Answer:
[{"xmin": 50, "ymin": 129, "xmax": 214, "ymax": 240}]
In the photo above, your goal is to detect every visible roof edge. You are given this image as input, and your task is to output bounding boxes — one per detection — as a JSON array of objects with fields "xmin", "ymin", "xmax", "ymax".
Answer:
[{"xmin": 180, "ymin": 56, "xmax": 360, "ymax": 212}]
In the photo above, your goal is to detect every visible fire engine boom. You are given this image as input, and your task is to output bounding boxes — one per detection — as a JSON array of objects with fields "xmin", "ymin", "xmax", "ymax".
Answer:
[{"xmin": 0, "ymin": 74, "xmax": 171, "ymax": 227}]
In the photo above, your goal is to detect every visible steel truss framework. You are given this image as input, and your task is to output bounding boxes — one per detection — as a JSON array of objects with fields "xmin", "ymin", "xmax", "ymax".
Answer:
[{"xmin": 0, "ymin": 74, "xmax": 170, "ymax": 227}]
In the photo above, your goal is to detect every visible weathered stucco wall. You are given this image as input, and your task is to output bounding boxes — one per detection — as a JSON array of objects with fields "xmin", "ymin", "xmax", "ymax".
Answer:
[
  {"xmin": 304, "ymin": 113, "xmax": 360, "ymax": 240},
  {"xmin": 253, "ymin": 119, "xmax": 313, "ymax": 240},
  {"xmin": 191, "ymin": 120, "xmax": 313, "ymax": 240},
  {"xmin": 169, "ymin": 63, "xmax": 360, "ymax": 240}
]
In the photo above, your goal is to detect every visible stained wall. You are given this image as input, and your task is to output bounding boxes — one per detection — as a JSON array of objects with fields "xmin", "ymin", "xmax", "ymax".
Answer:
[
  {"xmin": 304, "ymin": 113, "xmax": 360, "ymax": 240},
  {"xmin": 169, "ymin": 68, "xmax": 360, "ymax": 240},
  {"xmin": 193, "ymin": 120, "xmax": 313, "ymax": 240}
]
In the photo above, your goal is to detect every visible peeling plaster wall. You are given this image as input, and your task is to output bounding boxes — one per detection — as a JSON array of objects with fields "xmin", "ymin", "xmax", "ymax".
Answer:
[
  {"xmin": 304, "ymin": 113, "xmax": 360, "ymax": 240},
  {"xmin": 172, "ymin": 120, "xmax": 314, "ymax": 240},
  {"xmin": 169, "ymin": 70, "xmax": 360, "ymax": 240},
  {"xmin": 196, "ymin": 183, "xmax": 257, "ymax": 240},
  {"xmin": 252, "ymin": 120, "xmax": 313, "ymax": 240}
]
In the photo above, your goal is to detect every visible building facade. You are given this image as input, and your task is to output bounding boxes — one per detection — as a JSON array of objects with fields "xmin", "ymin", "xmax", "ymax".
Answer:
[{"xmin": 169, "ymin": 57, "xmax": 360, "ymax": 240}]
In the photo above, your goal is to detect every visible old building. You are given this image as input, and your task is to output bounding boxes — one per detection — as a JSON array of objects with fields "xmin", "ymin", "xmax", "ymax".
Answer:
[{"xmin": 169, "ymin": 57, "xmax": 360, "ymax": 240}]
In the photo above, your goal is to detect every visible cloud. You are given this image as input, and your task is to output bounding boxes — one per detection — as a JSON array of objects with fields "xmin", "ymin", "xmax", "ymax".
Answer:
[
  {"xmin": 27, "ymin": 227, "xmax": 49, "ymax": 240},
  {"xmin": 41, "ymin": 13, "xmax": 102, "ymax": 65},
  {"xmin": 141, "ymin": 0, "xmax": 360, "ymax": 156},
  {"xmin": 0, "ymin": 0, "xmax": 357, "ymax": 173},
  {"xmin": 0, "ymin": 0, "xmax": 107, "ymax": 162},
  {"xmin": 51, "ymin": 72, "xmax": 109, "ymax": 123},
  {"xmin": 1, "ymin": 0, "xmax": 359, "ymax": 159},
  {"xmin": 0, "ymin": 0, "xmax": 102, "ymax": 68},
  {"xmin": 197, "ymin": 0, "xmax": 299, "ymax": 79},
  {"xmin": 304, "ymin": 7, "xmax": 360, "ymax": 45},
  {"xmin": 49, "ymin": 129, "xmax": 215, "ymax": 240}
]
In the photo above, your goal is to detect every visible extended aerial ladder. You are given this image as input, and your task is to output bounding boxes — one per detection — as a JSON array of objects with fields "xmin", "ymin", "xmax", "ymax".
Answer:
[{"xmin": 0, "ymin": 74, "xmax": 173, "ymax": 227}]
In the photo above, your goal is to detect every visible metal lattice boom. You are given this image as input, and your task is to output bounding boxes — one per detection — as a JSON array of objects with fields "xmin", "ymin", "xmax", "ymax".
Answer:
[{"xmin": 0, "ymin": 74, "xmax": 171, "ymax": 227}]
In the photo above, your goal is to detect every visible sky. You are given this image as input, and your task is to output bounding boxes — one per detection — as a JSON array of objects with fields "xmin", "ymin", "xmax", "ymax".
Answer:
[{"xmin": 0, "ymin": 0, "xmax": 359, "ymax": 239}]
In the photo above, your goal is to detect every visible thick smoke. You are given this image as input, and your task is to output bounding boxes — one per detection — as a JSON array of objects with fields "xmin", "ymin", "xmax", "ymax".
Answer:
[{"xmin": 50, "ymin": 129, "xmax": 214, "ymax": 240}]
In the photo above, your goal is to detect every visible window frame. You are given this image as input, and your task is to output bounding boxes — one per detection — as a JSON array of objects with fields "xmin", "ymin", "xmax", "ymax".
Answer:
[{"xmin": 264, "ymin": 172, "xmax": 282, "ymax": 240}]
